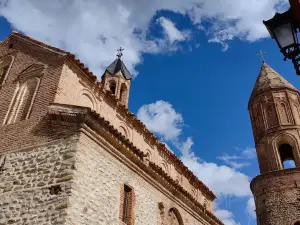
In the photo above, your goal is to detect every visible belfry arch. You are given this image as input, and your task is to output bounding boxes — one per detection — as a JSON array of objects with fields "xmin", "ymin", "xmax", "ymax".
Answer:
[{"xmin": 273, "ymin": 133, "xmax": 299, "ymax": 169}]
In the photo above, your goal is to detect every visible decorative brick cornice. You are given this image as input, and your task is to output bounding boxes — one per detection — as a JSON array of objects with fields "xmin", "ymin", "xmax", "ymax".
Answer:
[
  {"xmin": 3, "ymin": 31, "xmax": 216, "ymax": 200},
  {"xmin": 251, "ymin": 167, "xmax": 300, "ymax": 190},
  {"xmin": 47, "ymin": 103, "xmax": 223, "ymax": 225}
]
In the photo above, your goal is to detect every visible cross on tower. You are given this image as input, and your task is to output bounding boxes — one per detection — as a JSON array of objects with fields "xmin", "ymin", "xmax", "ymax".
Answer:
[
  {"xmin": 257, "ymin": 50, "xmax": 267, "ymax": 63},
  {"xmin": 117, "ymin": 47, "xmax": 124, "ymax": 59}
]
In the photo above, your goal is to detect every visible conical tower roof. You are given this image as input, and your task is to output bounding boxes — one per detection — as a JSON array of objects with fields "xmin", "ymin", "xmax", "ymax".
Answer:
[{"xmin": 250, "ymin": 63, "xmax": 297, "ymax": 100}]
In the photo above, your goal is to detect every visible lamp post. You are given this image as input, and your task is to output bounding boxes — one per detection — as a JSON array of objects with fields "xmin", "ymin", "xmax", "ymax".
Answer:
[{"xmin": 263, "ymin": 0, "xmax": 300, "ymax": 75}]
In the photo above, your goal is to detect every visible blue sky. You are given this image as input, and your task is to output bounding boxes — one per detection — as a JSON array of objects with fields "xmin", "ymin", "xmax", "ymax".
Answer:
[{"xmin": 0, "ymin": 1, "xmax": 297, "ymax": 224}]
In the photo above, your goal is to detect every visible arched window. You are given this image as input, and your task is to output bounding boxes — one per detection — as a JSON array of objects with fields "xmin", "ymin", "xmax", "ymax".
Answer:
[
  {"xmin": 109, "ymin": 80, "xmax": 116, "ymax": 95},
  {"xmin": 120, "ymin": 83, "xmax": 128, "ymax": 105},
  {"xmin": 120, "ymin": 184, "xmax": 135, "ymax": 225},
  {"xmin": 0, "ymin": 56, "xmax": 14, "ymax": 85},
  {"xmin": 278, "ymin": 144, "xmax": 296, "ymax": 168},
  {"xmin": 4, "ymin": 77, "xmax": 40, "ymax": 125}
]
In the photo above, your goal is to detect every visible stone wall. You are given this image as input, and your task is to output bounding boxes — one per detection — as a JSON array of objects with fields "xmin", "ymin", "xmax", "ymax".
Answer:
[
  {"xmin": 65, "ymin": 131, "xmax": 211, "ymax": 225},
  {"xmin": 251, "ymin": 168, "xmax": 300, "ymax": 225},
  {"xmin": 0, "ymin": 137, "xmax": 78, "ymax": 225}
]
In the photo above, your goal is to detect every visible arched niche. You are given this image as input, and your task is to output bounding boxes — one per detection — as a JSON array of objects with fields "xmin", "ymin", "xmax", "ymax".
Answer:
[
  {"xmin": 118, "ymin": 122, "xmax": 131, "ymax": 140},
  {"xmin": 145, "ymin": 149, "xmax": 152, "ymax": 162},
  {"xmin": 161, "ymin": 160, "xmax": 170, "ymax": 175},
  {"xmin": 168, "ymin": 208, "xmax": 184, "ymax": 225},
  {"xmin": 119, "ymin": 126, "xmax": 128, "ymax": 139},
  {"xmin": 191, "ymin": 188, "xmax": 197, "ymax": 199},
  {"xmin": 75, "ymin": 88, "xmax": 97, "ymax": 110}
]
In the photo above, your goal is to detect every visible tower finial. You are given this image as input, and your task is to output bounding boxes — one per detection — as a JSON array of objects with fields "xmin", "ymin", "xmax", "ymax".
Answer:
[
  {"xmin": 117, "ymin": 47, "xmax": 124, "ymax": 59},
  {"xmin": 257, "ymin": 50, "xmax": 266, "ymax": 63}
]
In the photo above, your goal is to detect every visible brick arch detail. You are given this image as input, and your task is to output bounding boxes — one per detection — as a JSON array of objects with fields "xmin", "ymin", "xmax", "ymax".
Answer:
[
  {"xmin": 75, "ymin": 88, "xmax": 97, "ymax": 110},
  {"xmin": 161, "ymin": 160, "xmax": 170, "ymax": 175},
  {"xmin": 145, "ymin": 149, "xmax": 152, "ymax": 162}
]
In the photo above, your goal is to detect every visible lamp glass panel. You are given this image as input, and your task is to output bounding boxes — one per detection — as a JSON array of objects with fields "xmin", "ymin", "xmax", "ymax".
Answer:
[{"xmin": 273, "ymin": 23, "xmax": 295, "ymax": 48}]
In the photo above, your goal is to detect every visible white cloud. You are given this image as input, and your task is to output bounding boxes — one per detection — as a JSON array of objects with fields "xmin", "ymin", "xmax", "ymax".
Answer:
[
  {"xmin": 138, "ymin": 101, "xmax": 252, "ymax": 198},
  {"xmin": 246, "ymin": 197, "xmax": 256, "ymax": 219},
  {"xmin": 218, "ymin": 147, "xmax": 256, "ymax": 169},
  {"xmin": 242, "ymin": 148, "xmax": 256, "ymax": 159},
  {"xmin": 137, "ymin": 101, "xmax": 183, "ymax": 141},
  {"xmin": 0, "ymin": 0, "xmax": 289, "ymax": 76},
  {"xmin": 158, "ymin": 17, "xmax": 190, "ymax": 43},
  {"xmin": 179, "ymin": 138, "xmax": 252, "ymax": 197},
  {"xmin": 215, "ymin": 209, "xmax": 241, "ymax": 225}
]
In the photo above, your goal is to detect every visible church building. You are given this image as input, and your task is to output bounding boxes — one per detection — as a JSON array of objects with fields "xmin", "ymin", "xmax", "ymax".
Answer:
[{"xmin": 0, "ymin": 31, "xmax": 223, "ymax": 225}]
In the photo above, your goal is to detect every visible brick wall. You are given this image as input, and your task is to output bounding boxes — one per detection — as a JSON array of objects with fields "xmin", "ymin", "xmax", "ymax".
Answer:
[
  {"xmin": 0, "ymin": 36, "xmax": 64, "ymax": 153},
  {"xmin": 251, "ymin": 168, "xmax": 300, "ymax": 225}
]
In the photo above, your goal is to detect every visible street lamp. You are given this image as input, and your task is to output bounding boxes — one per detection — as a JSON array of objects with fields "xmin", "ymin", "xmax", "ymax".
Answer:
[{"xmin": 263, "ymin": 8, "xmax": 300, "ymax": 75}]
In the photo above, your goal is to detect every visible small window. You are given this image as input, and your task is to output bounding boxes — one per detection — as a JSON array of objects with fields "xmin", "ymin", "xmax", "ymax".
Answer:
[
  {"xmin": 278, "ymin": 144, "xmax": 296, "ymax": 168},
  {"xmin": 122, "ymin": 185, "xmax": 133, "ymax": 224},
  {"xmin": 294, "ymin": 222, "xmax": 300, "ymax": 225}
]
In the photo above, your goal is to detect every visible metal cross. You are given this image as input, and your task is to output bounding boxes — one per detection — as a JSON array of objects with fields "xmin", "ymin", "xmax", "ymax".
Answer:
[
  {"xmin": 257, "ymin": 50, "xmax": 266, "ymax": 63},
  {"xmin": 117, "ymin": 47, "xmax": 124, "ymax": 58}
]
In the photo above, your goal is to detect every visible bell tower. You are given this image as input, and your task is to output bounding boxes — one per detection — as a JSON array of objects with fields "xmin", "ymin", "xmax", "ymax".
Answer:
[
  {"xmin": 101, "ymin": 48, "xmax": 132, "ymax": 108},
  {"xmin": 249, "ymin": 63, "xmax": 300, "ymax": 225}
]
